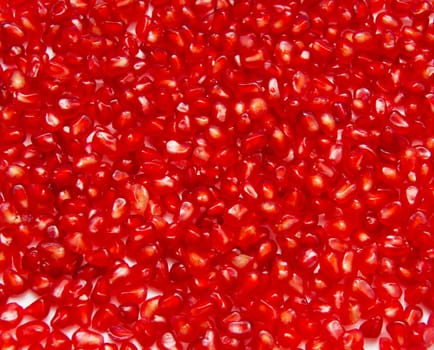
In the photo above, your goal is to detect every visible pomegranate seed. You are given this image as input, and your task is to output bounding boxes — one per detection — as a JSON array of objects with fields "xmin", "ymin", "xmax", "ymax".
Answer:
[
  {"xmin": 361, "ymin": 315, "xmax": 384, "ymax": 338},
  {"xmin": 0, "ymin": 331, "xmax": 19, "ymax": 350},
  {"xmin": 72, "ymin": 329, "xmax": 104, "ymax": 349},
  {"xmin": 92, "ymin": 303, "xmax": 120, "ymax": 331},
  {"xmin": 118, "ymin": 303, "xmax": 139, "ymax": 323},
  {"xmin": 46, "ymin": 330, "xmax": 72, "ymax": 350},
  {"xmin": 158, "ymin": 332, "xmax": 183, "ymax": 350},
  {"xmin": 16, "ymin": 320, "xmax": 49, "ymax": 345},
  {"xmin": 108, "ymin": 324, "xmax": 134, "ymax": 342},
  {"xmin": 25, "ymin": 297, "xmax": 50, "ymax": 319},
  {"xmin": 0, "ymin": 303, "xmax": 24, "ymax": 329}
]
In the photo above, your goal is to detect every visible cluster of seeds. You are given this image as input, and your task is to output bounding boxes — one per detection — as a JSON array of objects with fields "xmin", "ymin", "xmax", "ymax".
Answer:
[{"xmin": 0, "ymin": 0, "xmax": 433, "ymax": 349}]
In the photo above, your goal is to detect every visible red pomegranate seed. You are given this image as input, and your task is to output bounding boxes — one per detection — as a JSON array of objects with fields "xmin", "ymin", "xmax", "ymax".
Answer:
[
  {"xmin": 51, "ymin": 306, "xmax": 73, "ymax": 329},
  {"xmin": 360, "ymin": 315, "xmax": 384, "ymax": 338},
  {"xmin": 72, "ymin": 329, "xmax": 104, "ymax": 349},
  {"xmin": 16, "ymin": 320, "xmax": 49, "ymax": 345},
  {"xmin": 108, "ymin": 324, "xmax": 134, "ymax": 342},
  {"xmin": 25, "ymin": 297, "xmax": 50, "ymax": 319},
  {"xmin": 92, "ymin": 303, "xmax": 120, "ymax": 331},
  {"xmin": 118, "ymin": 303, "xmax": 139, "ymax": 323},
  {"xmin": 102, "ymin": 344, "xmax": 118, "ymax": 350},
  {"xmin": 45, "ymin": 330, "xmax": 71, "ymax": 350},
  {"xmin": 0, "ymin": 303, "xmax": 24, "ymax": 329},
  {"xmin": 0, "ymin": 331, "xmax": 19, "ymax": 350}
]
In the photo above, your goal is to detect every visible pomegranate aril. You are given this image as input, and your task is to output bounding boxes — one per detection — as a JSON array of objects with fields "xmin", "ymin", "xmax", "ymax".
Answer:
[
  {"xmin": 16, "ymin": 320, "xmax": 49, "ymax": 345},
  {"xmin": 108, "ymin": 324, "xmax": 134, "ymax": 342},
  {"xmin": 118, "ymin": 303, "xmax": 139, "ymax": 323},
  {"xmin": 92, "ymin": 303, "xmax": 120, "ymax": 331},
  {"xmin": 28, "ymin": 344, "xmax": 45, "ymax": 350},
  {"xmin": 29, "ymin": 273, "xmax": 53, "ymax": 295},
  {"xmin": 51, "ymin": 306, "xmax": 73, "ymax": 329},
  {"xmin": 2, "ymin": 269, "xmax": 26, "ymax": 295},
  {"xmin": 25, "ymin": 296, "xmax": 50, "ymax": 319},
  {"xmin": 386, "ymin": 320, "xmax": 410, "ymax": 347},
  {"xmin": 0, "ymin": 331, "xmax": 19, "ymax": 350},
  {"xmin": 158, "ymin": 331, "xmax": 183, "ymax": 350},
  {"xmin": 133, "ymin": 319, "xmax": 156, "ymax": 347},
  {"xmin": 102, "ymin": 344, "xmax": 118, "ymax": 350},
  {"xmin": 0, "ymin": 302, "xmax": 24, "ymax": 329},
  {"xmin": 92, "ymin": 278, "xmax": 112, "ymax": 304},
  {"xmin": 74, "ymin": 302, "xmax": 93, "ymax": 328},
  {"xmin": 72, "ymin": 329, "xmax": 104, "ymax": 349},
  {"xmin": 360, "ymin": 315, "xmax": 384, "ymax": 338}
]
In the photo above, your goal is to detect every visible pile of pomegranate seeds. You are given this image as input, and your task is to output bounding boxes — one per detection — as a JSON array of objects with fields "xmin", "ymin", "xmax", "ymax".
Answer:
[{"xmin": 0, "ymin": 0, "xmax": 433, "ymax": 349}]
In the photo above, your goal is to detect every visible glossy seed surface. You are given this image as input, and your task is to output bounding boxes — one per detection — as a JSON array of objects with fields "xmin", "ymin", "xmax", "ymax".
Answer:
[{"xmin": 0, "ymin": 0, "xmax": 433, "ymax": 349}]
